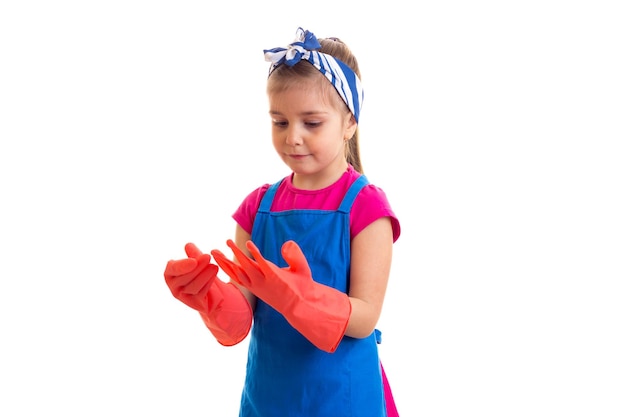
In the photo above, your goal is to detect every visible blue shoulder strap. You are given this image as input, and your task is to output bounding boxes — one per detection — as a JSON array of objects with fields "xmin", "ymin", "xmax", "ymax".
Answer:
[
  {"xmin": 338, "ymin": 175, "xmax": 369, "ymax": 213},
  {"xmin": 257, "ymin": 179, "xmax": 283, "ymax": 213}
]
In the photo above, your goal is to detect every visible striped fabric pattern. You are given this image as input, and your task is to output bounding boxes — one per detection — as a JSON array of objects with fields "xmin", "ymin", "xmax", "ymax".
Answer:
[{"xmin": 264, "ymin": 27, "xmax": 364, "ymax": 122}]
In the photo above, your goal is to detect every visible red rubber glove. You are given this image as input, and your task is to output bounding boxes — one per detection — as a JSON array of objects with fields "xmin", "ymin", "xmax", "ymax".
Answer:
[
  {"xmin": 164, "ymin": 243, "xmax": 217, "ymax": 312},
  {"xmin": 164, "ymin": 243, "xmax": 252, "ymax": 346},
  {"xmin": 211, "ymin": 239, "xmax": 351, "ymax": 353}
]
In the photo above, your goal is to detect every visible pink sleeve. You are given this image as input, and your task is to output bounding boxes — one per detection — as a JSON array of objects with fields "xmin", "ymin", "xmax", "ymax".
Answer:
[
  {"xmin": 232, "ymin": 184, "xmax": 270, "ymax": 235},
  {"xmin": 351, "ymin": 185, "xmax": 401, "ymax": 242}
]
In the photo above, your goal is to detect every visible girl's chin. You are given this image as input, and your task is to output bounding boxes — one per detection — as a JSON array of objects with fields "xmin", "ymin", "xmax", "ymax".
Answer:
[{"xmin": 284, "ymin": 158, "xmax": 313, "ymax": 171}]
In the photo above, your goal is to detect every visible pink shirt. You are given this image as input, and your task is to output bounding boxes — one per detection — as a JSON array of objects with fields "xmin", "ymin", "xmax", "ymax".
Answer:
[{"xmin": 233, "ymin": 165, "xmax": 401, "ymax": 242}]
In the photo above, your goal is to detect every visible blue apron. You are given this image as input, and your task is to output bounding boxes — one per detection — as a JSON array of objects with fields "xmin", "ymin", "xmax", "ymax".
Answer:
[{"xmin": 240, "ymin": 174, "xmax": 387, "ymax": 417}]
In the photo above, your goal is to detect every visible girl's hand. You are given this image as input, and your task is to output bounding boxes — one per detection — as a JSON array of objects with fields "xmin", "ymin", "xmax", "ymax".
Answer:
[{"xmin": 164, "ymin": 243, "xmax": 218, "ymax": 313}]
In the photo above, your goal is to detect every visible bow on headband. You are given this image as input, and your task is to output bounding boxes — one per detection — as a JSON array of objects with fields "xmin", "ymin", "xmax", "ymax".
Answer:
[{"xmin": 263, "ymin": 27, "xmax": 364, "ymax": 123}]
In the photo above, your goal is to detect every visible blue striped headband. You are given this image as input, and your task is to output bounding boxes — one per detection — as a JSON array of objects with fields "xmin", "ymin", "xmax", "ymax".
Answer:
[{"xmin": 264, "ymin": 27, "xmax": 364, "ymax": 123}]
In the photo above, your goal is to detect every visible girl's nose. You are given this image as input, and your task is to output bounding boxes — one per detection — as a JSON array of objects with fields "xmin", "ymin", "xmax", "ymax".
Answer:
[{"xmin": 284, "ymin": 127, "xmax": 303, "ymax": 146}]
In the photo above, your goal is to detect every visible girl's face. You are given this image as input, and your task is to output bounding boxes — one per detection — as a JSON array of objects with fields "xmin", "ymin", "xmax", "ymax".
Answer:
[{"xmin": 268, "ymin": 80, "xmax": 357, "ymax": 190}]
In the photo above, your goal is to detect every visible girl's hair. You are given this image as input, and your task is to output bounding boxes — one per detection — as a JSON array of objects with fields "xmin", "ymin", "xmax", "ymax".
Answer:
[{"xmin": 266, "ymin": 37, "xmax": 364, "ymax": 174}]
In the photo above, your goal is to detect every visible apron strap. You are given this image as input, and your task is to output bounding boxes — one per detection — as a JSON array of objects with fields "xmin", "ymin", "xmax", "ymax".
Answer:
[
  {"xmin": 338, "ymin": 175, "xmax": 369, "ymax": 213},
  {"xmin": 258, "ymin": 179, "xmax": 283, "ymax": 213}
]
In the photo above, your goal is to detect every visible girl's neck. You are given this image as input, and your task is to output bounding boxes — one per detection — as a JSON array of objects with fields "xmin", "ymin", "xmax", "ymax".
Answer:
[{"xmin": 291, "ymin": 161, "xmax": 349, "ymax": 190}]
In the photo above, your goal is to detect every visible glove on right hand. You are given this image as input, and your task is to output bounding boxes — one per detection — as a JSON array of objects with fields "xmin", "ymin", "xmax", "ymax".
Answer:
[
  {"xmin": 164, "ymin": 243, "xmax": 218, "ymax": 313},
  {"xmin": 164, "ymin": 242, "xmax": 253, "ymax": 346}
]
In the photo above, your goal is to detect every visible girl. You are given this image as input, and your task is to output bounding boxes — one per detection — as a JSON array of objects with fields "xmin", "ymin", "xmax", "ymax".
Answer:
[{"xmin": 165, "ymin": 27, "xmax": 401, "ymax": 416}]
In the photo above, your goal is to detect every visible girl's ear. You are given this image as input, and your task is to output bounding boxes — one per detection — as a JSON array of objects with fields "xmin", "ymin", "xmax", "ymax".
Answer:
[{"xmin": 344, "ymin": 113, "xmax": 357, "ymax": 140}]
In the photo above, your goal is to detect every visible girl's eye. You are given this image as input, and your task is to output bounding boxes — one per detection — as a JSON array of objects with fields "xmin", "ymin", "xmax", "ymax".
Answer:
[
  {"xmin": 272, "ymin": 120, "xmax": 288, "ymax": 127},
  {"xmin": 305, "ymin": 121, "xmax": 321, "ymax": 128}
]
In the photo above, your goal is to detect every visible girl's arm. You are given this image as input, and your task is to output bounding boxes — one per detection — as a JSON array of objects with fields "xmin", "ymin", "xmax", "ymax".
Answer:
[{"xmin": 345, "ymin": 217, "xmax": 394, "ymax": 338}]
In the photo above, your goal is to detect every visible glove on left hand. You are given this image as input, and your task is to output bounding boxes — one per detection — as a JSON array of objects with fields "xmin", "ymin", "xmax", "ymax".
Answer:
[{"xmin": 211, "ymin": 239, "xmax": 351, "ymax": 353}]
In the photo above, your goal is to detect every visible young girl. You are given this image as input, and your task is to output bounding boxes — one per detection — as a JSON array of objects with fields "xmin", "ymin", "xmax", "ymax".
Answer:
[{"xmin": 164, "ymin": 27, "xmax": 401, "ymax": 417}]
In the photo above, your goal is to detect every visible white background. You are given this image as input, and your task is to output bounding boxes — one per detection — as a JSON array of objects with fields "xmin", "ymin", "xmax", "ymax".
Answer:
[{"xmin": 1, "ymin": 1, "xmax": 625, "ymax": 416}]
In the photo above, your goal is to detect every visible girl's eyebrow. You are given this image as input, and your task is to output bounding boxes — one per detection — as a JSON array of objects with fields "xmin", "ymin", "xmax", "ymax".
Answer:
[{"xmin": 269, "ymin": 110, "xmax": 329, "ymax": 116}]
